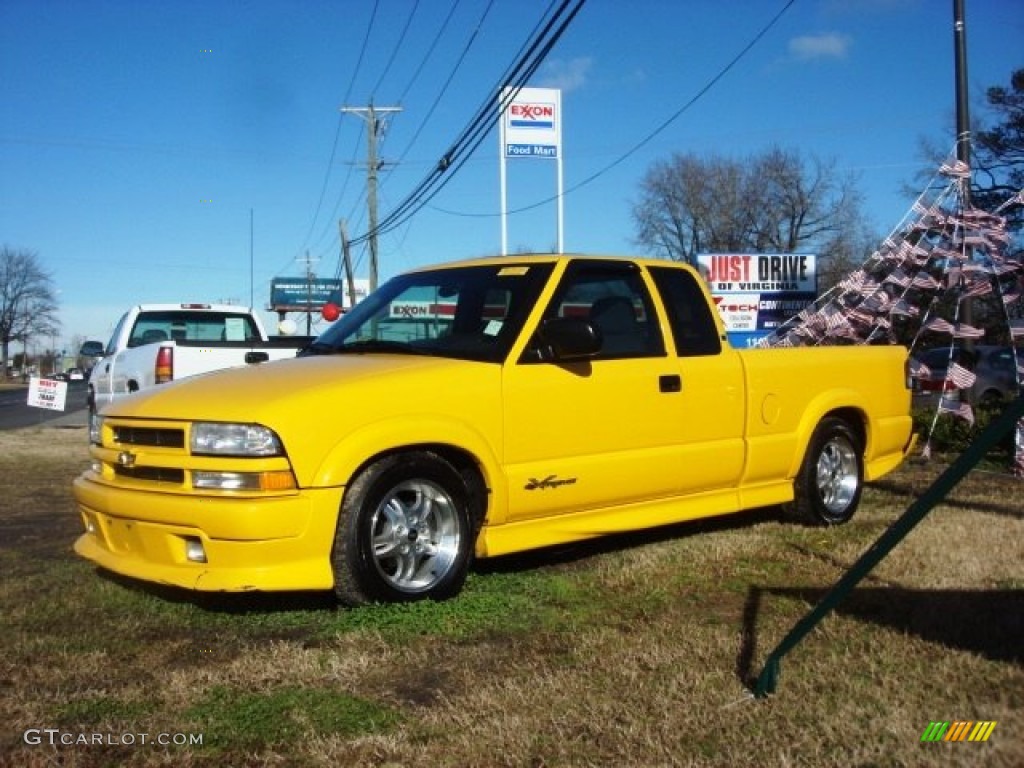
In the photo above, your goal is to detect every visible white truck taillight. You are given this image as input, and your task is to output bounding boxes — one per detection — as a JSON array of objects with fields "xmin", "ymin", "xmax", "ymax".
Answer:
[{"xmin": 155, "ymin": 346, "xmax": 173, "ymax": 383}]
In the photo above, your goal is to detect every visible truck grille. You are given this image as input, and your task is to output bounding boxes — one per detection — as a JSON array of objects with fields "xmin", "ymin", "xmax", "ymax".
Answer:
[
  {"xmin": 112, "ymin": 426, "xmax": 185, "ymax": 448},
  {"xmin": 93, "ymin": 417, "xmax": 295, "ymax": 495},
  {"xmin": 113, "ymin": 465, "xmax": 186, "ymax": 484}
]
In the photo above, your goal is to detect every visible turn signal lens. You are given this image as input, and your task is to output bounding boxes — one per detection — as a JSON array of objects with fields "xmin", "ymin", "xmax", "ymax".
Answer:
[{"xmin": 192, "ymin": 470, "xmax": 296, "ymax": 491}]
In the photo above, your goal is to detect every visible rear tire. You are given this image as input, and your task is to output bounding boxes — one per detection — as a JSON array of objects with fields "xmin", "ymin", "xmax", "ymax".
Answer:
[
  {"xmin": 331, "ymin": 451, "xmax": 474, "ymax": 607},
  {"xmin": 785, "ymin": 417, "xmax": 863, "ymax": 526},
  {"xmin": 977, "ymin": 390, "xmax": 1002, "ymax": 410}
]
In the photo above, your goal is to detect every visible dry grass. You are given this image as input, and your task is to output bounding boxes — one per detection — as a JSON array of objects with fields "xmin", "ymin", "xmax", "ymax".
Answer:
[{"xmin": 0, "ymin": 427, "xmax": 1021, "ymax": 767}]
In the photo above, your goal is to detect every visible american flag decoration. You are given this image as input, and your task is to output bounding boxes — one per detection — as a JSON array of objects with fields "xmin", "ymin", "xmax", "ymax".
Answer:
[
  {"xmin": 952, "ymin": 323, "xmax": 986, "ymax": 339},
  {"xmin": 938, "ymin": 397, "xmax": 975, "ymax": 427},
  {"xmin": 947, "ymin": 362, "xmax": 977, "ymax": 390},
  {"xmin": 908, "ymin": 358, "xmax": 931, "ymax": 379},
  {"xmin": 758, "ymin": 153, "xmax": 1024, "ymax": 477}
]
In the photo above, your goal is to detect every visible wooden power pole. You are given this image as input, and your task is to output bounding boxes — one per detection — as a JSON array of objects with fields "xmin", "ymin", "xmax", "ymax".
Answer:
[
  {"xmin": 340, "ymin": 104, "xmax": 402, "ymax": 292},
  {"xmin": 338, "ymin": 219, "xmax": 357, "ymax": 309}
]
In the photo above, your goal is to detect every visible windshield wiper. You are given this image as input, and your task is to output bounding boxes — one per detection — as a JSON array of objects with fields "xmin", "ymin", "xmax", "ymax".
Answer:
[{"xmin": 297, "ymin": 341, "xmax": 337, "ymax": 357}]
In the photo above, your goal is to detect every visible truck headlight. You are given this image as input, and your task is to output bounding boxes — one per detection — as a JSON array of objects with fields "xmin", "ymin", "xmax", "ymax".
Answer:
[{"xmin": 190, "ymin": 422, "xmax": 283, "ymax": 457}]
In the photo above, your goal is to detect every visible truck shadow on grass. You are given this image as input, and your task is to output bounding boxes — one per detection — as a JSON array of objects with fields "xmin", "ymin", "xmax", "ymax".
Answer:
[
  {"xmin": 95, "ymin": 570, "xmax": 339, "ymax": 614},
  {"xmin": 474, "ymin": 506, "xmax": 779, "ymax": 575},
  {"xmin": 91, "ymin": 506, "xmax": 781, "ymax": 614},
  {"xmin": 869, "ymin": 474, "xmax": 1024, "ymax": 520},
  {"xmin": 737, "ymin": 584, "xmax": 1024, "ymax": 690}
]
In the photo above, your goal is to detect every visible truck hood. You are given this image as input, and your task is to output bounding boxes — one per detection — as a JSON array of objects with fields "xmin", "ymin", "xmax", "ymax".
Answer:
[
  {"xmin": 105, "ymin": 353, "xmax": 506, "ymax": 486},
  {"xmin": 106, "ymin": 353, "xmax": 490, "ymax": 423}
]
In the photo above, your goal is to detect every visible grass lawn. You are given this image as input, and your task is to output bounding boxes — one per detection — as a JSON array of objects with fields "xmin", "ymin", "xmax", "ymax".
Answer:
[{"xmin": 0, "ymin": 426, "xmax": 1020, "ymax": 767}]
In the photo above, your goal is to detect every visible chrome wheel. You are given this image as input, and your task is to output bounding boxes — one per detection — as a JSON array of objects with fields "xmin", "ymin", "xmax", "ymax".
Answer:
[
  {"xmin": 815, "ymin": 434, "xmax": 860, "ymax": 516},
  {"xmin": 785, "ymin": 417, "xmax": 863, "ymax": 526},
  {"xmin": 332, "ymin": 451, "xmax": 476, "ymax": 606},
  {"xmin": 370, "ymin": 479, "xmax": 462, "ymax": 594}
]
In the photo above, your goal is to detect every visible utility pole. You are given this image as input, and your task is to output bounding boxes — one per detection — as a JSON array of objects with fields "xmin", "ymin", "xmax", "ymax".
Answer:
[
  {"xmin": 340, "ymin": 104, "xmax": 402, "ymax": 292},
  {"xmin": 953, "ymin": 0, "xmax": 971, "ymax": 178},
  {"xmin": 249, "ymin": 208, "xmax": 255, "ymax": 310},
  {"xmin": 338, "ymin": 219, "xmax": 357, "ymax": 309},
  {"xmin": 300, "ymin": 250, "xmax": 318, "ymax": 336},
  {"xmin": 953, "ymin": 0, "xmax": 973, "ymax": 337}
]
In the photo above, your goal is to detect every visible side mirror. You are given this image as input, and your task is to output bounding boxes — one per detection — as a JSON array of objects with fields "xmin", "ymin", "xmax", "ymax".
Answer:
[
  {"xmin": 535, "ymin": 317, "xmax": 601, "ymax": 361},
  {"xmin": 79, "ymin": 341, "xmax": 105, "ymax": 358}
]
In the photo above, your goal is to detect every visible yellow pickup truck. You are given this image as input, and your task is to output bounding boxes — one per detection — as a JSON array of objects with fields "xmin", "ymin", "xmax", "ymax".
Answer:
[{"xmin": 73, "ymin": 255, "xmax": 915, "ymax": 606}]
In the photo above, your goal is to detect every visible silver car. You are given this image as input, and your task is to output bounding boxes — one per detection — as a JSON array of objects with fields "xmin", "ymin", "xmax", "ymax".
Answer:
[{"xmin": 911, "ymin": 344, "xmax": 1020, "ymax": 408}]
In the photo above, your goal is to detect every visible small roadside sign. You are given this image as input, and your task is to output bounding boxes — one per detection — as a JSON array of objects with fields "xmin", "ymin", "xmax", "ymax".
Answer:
[{"xmin": 27, "ymin": 376, "xmax": 68, "ymax": 411}]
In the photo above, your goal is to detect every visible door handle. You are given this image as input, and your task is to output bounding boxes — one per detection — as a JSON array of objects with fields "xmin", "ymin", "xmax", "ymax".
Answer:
[{"xmin": 659, "ymin": 374, "xmax": 682, "ymax": 393}]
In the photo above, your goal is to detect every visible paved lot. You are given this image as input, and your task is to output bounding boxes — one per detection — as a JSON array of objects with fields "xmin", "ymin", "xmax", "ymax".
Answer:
[{"xmin": 0, "ymin": 381, "xmax": 89, "ymax": 430}]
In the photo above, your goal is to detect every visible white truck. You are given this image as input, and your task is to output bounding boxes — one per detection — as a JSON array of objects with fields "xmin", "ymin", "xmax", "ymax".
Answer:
[{"xmin": 85, "ymin": 303, "xmax": 310, "ymax": 416}]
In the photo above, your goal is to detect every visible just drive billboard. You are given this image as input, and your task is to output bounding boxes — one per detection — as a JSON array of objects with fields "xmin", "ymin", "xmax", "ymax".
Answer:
[{"xmin": 697, "ymin": 254, "xmax": 817, "ymax": 348}]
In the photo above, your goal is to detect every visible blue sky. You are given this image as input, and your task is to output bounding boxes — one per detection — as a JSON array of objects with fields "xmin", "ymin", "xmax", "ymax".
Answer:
[{"xmin": 2, "ymin": 0, "xmax": 1022, "ymax": 350}]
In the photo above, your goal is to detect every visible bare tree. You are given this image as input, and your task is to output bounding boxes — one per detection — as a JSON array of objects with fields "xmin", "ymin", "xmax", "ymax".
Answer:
[
  {"xmin": 909, "ymin": 68, "xmax": 1023, "ymax": 234},
  {"xmin": 632, "ymin": 153, "xmax": 757, "ymax": 263},
  {"xmin": 0, "ymin": 246, "xmax": 60, "ymax": 378},
  {"xmin": 632, "ymin": 147, "xmax": 874, "ymax": 281},
  {"xmin": 973, "ymin": 68, "xmax": 1024, "ymax": 236}
]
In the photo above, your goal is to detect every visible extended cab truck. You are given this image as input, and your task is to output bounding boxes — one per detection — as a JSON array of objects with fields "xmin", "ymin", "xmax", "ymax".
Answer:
[
  {"xmin": 86, "ymin": 303, "xmax": 310, "ymax": 416},
  {"xmin": 73, "ymin": 256, "xmax": 915, "ymax": 606}
]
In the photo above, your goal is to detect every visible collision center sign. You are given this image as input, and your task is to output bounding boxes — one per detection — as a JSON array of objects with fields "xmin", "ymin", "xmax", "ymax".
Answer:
[
  {"xmin": 502, "ymin": 87, "xmax": 561, "ymax": 159},
  {"xmin": 697, "ymin": 254, "xmax": 817, "ymax": 347}
]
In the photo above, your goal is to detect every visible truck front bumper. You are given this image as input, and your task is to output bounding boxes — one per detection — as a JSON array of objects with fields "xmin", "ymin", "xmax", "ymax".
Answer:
[{"xmin": 72, "ymin": 474, "xmax": 343, "ymax": 593}]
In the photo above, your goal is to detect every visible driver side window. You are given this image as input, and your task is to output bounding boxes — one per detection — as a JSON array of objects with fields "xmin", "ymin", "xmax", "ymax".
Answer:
[{"xmin": 527, "ymin": 262, "xmax": 665, "ymax": 361}]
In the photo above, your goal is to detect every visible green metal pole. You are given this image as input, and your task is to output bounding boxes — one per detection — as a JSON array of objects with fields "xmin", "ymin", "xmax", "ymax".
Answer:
[{"xmin": 755, "ymin": 393, "xmax": 1024, "ymax": 698}]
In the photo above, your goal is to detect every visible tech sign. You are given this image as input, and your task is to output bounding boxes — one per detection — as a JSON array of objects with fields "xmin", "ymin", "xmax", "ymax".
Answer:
[{"xmin": 697, "ymin": 253, "xmax": 817, "ymax": 347}]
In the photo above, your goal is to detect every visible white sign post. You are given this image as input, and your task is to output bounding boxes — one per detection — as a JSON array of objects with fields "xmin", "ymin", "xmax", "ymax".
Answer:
[
  {"xmin": 27, "ymin": 376, "xmax": 68, "ymax": 411},
  {"xmin": 499, "ymin": 86, "xmax": 564, "ymax": 255}
]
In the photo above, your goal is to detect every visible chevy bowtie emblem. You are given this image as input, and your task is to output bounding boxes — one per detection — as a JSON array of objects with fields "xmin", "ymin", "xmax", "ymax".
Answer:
[{"xmin": 117, "ymin": 451, "xmax": 136, "ymax": 468}]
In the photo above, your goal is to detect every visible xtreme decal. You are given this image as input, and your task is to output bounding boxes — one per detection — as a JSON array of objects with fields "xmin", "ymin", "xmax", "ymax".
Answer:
[{"xmin": 525, "ymin": 475, "xmax": 577, "ymax": 491}]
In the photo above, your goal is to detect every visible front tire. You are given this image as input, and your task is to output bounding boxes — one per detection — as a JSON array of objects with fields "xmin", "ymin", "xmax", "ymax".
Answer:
[
  {"xmin": 331, "ymin": 452, "xmax": 475, "ymax": 606},
  {"xmin": 785, "ymin": 417, "xmax": 863, "ymax": 526}
]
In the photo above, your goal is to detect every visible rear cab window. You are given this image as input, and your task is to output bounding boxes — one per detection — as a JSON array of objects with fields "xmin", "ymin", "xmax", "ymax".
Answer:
[
  {"xmin": 127, "ymin": 311, "xmax": 261, "ymax": 346},
  {"xmin": 648, "ymin": 266, "xmax": 722, "ymax": 357}
]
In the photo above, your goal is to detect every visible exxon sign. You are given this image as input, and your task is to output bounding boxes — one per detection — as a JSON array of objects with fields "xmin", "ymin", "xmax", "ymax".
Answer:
[{"xmin": 508, "ymin": 102, "xmax": 555, "ymax": 130}]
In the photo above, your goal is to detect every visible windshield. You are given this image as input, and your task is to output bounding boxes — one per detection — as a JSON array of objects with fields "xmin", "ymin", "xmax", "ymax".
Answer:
[{"xmin": 304, "ymin": 262, "xmax": 554, "ymax": 363}]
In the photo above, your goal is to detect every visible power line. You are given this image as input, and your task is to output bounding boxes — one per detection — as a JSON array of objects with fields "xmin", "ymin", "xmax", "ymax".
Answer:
[
  {"xmin": 395, "ymin": 0, "xmax": 464, "ymax": 105},
  {"xmin": 292, "ymin": 0, "xmax": 381, "ymax": 265},
  {"xmin": 298, "ymin": 0, "xmax": 458, "ymax": 274},
  {"xmin": 350, "ymin": 0, "xmax": 587, "ymax": 247},
  {"xmin": 428, "ymin": 0, "xmax": 799, "ymax": 221},
  {"xmin": 387, "ymin": 0, "xmax": 497, "ymax": 173},
  {"xmin": 369, "ymin": 0, "xmax": 421, "ymax": 98}
]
